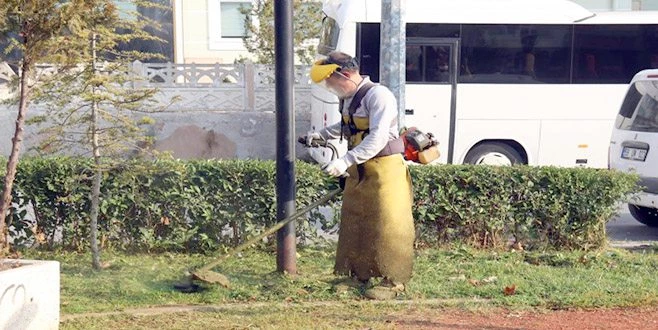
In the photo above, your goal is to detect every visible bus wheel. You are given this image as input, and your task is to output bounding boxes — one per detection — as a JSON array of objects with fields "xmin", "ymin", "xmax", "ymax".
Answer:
[
  {"xmin": 628, "ymin": 204, "xmax": 658, "ymax": 227},
  {"xmin": 464, "ymin": 142, "xmax": 524, "ymax": 166}
]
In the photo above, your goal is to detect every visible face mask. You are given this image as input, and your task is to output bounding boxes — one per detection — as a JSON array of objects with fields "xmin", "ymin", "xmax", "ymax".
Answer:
[
  {"xmin": 325, "ymin": 72, "xmax": 358, "ymax": 99},
  {"xmin": 327, "ymin": 84, "xmax": 352, "ymax": 99}
]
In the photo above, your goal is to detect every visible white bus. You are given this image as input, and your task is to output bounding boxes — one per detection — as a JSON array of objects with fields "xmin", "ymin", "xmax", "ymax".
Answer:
[{"xmin": 309, "ymin": 0, "xmax": 658, "ymax": 167}]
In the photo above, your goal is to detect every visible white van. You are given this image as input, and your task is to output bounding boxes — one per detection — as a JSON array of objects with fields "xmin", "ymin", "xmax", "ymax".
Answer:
[{"xmin": 609, "ymin": 69, "xmax": 658, "ymax": 227}]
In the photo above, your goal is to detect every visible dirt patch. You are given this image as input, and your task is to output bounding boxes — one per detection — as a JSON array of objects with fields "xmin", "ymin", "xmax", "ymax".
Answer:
[
  {"xmin": 60, "ymin": 301, "xmax": 658, "ymax": 329},
  {"xmin": 0, "ymin": 259, "xmax": 22, "ymax": 272},
  {"xmin": 392, "ymin": 307, "xmax": 658, "ymax": 329},
  {"xmin": 154, "ymin": 125, "xmax": 237, "ymax": 159}
]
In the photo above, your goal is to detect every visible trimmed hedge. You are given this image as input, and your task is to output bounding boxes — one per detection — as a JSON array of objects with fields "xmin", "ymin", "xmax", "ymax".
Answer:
[
  {"xmin": 2, "ymin": 158, "xmax": 638, "ymax": 252},
  {"xmin": 4, "ymin": 158, "xmax": 338, "ymax": 252},
  {"xmin": 411, "ymin": 165, "xmax": 638, "ymax": 250}
]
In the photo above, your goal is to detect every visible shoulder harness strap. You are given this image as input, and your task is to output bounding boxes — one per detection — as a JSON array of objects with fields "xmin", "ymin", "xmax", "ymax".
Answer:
[
  {"xmin": 348, "ymin": 82, "xmax": 376, "ymax": 115},
  {"xmin": 340, "ymin": 82, "xmax": 376, "ymax": 141},
  {"xmin": 340, "ymin": 82, "xmax": 405, "ymax": 159}
]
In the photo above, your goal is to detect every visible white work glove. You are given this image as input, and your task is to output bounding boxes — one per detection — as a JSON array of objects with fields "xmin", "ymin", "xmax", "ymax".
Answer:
[
  {"xmin": 322, "ymin": 158, "xmax": 348, "ymax": 177},
  {"xmin": 305, "ymin": 131, "xmax": 323, "ymax": 146}
]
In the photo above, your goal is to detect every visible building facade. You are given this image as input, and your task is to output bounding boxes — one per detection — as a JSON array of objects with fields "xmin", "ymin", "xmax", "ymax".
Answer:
[
  {"xmin": 572, "ymin": 0, "xmax": 658, "ymax": 11},
  {"xmin": 174, "ymin": 0, "xmax": 658, "ymax": 65},
  {"xmin": 173, "ymin": 0, "xmax": 255, "ymax": 64}
]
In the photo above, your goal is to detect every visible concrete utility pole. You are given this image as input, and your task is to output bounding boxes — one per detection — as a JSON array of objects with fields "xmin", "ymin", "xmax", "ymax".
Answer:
[
  {"xmin": 380, "ymin": 0, "xmax": 406, "ymax": 132},
  {"xmin": 274, "ymin": 0, "xmax": 297, "ymax": 275}
]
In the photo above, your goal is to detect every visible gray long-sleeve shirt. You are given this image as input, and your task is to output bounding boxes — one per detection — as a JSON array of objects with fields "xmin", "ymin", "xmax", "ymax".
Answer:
[{"xmin": 319, "ymin": 77, "xmax": 400, "ymax": 168}]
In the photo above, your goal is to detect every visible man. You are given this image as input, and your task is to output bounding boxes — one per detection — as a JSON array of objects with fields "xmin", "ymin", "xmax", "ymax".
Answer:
[{"xmin": 303, "ymin": 51, "xmax": 415, "ymax": 300}]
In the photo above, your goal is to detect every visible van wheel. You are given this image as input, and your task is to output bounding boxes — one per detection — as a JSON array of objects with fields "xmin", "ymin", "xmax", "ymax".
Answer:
[
  {"xmin": 628, "ymin": 204, "xmax": 658, "ymax": 227},
  {"xmin": 464, "ymin": 142, "xmax": 524, "ymax": 166}
]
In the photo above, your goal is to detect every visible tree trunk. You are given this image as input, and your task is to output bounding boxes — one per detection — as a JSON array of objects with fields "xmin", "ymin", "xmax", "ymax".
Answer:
[
  {"xmin": 0, "ymin": 59, "xmax": 31, "ymax": 254},
  {"xmin": 89, "ymin": 33, "xmax": 102, "ymax": 270},
  {"xmin": 89, "ymin": 161, "xmax": 102, "ymax": 270}
]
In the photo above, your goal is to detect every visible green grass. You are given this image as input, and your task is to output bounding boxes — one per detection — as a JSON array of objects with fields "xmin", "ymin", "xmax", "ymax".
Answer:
[
  {"xmin": 60, "ymin": 303, "xmax": 419, "ymax": 330},
  {"xmin": 21, "ymin": 245, "xmax": 658, "ymax": 327},
  {"xmin": 410, "ymin": 246, "xmax": 658, "ymax": 308}
]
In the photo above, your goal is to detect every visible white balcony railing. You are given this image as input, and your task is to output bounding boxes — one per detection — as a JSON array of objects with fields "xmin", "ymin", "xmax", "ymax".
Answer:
[{"xmin": 0, "ymin": 61, "xmax": 314, "ymax": 113}]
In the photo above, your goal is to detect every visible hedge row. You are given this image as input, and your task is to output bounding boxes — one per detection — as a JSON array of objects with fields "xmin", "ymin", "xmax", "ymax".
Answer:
[
  {"xmin": 411, "ymin": 165, "xmax": 638, "ymax": 250},
  {"xmin": 2, "ymin": 158, "xmax": 638, "ymax": 252}
]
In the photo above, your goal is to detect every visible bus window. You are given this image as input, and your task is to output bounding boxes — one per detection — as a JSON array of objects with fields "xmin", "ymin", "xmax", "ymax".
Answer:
[
  {"xmin": 426, "ymin": 46, "xmax": 451, "ymax": 83},
  {"xmin": 359, "ymin": 23, "xmax": 460, "ymax": 83},
  {"xmin": 573, "ymin": 25, "xmax": 658, "ymax": 84},
  {"xmin": 406, "ymin": 45, "xmax": 423, "ymax": 82},
  {"xmin": 405, "ymin": 44, "xmax": 451, "ymax": 84},
  {"xmin": 407, "ymin": 23, "xmax": 460, "ymax": 38},
  {"xmin": 356, "ymin": 23, "xmax": 380, "ymax": 82},
  {"xmin": 460, "ymin": 24, "xmax": 571, "ymax": 84}
]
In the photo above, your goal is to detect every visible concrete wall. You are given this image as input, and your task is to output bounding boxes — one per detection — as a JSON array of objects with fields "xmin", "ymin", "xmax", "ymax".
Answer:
[
  {"xmin": 0, "ymin": 260, "xmax": 60, "ymax": 330},
  {"xmin": 0, "ymin": 63, "xmax": 315, "ymax": 161},
  {"xmin": 147, "ymin": 108, "xmax": 312, "ymax": 160},
  {"xmin": 0, "ymin": 105, "xmax": 313, "ymax": 162}
]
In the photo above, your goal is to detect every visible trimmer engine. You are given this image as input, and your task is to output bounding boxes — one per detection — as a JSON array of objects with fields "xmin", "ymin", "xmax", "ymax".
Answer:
[{"xmin": 401, "ymin": 127, "xmax": 440, "ymax": 164}]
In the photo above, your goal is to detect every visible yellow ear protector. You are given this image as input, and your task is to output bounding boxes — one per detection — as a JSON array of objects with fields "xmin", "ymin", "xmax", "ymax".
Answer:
[{"xmin": 310, "ymin": 56, "xmax": 359, "ymax": 83}]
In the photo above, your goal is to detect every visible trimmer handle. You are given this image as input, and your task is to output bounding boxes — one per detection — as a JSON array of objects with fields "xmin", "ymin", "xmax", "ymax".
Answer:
[
  {"xmin": 297, "ymin": 136, "xmax": 327, "ymax": 148},
  {"xmin": 298, "ymin": 135, "xmax": 345, "ymax": 188},
  {"xmin": 339, "ymin": 175, "xmax": 347, "ymax": 190}
]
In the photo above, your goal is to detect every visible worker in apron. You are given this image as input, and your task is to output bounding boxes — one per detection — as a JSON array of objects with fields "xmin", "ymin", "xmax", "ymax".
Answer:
[{"xmin": 304, "ymin": 51, "xmax": 415, "ymax": 300}]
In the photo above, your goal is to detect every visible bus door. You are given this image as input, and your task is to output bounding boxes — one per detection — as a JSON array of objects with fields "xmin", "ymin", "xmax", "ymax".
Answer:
[{"xmin": 404, "ymin": 38, "xmax": 458, "ymax": 163}]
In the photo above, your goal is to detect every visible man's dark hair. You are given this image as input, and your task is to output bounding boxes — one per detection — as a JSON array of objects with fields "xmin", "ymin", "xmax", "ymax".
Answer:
[{"xmin": 327, "ymin": 51, "xmax": 360, "ymax": 72}]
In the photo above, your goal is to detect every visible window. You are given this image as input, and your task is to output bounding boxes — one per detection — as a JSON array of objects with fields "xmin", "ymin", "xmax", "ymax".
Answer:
[
  {"xmin": 208, "ymin": 0, "xmax": 251, "ymax": 50},
  {"xmin": 573, "ymin": 25, "xmax": 658, "ymax": 84},
  {"xmin": 220, "ymin": 1, "xmax": 250, "ymax": 38},
  {"xmin": 460, "ymin": 24, "xmax": 571, "ymax": 84},
  {"xmin": 616, "ymin": 81, "xmax": 658, "ymax": 132},
  {"xmin": 357, "ymin": 23, "xmax": 381, "ymax": 82},
  {"xmin": 124, "ymin": 0, "xmax": 174, "ymax": 62},
  {"xmin": 632, "ymin": 94, "xmax": 658, "ymax": 132},
  {"xmin": 619, "ymin": 83, "xmax": 643, "ymax": 119},
  {"xmin": 407, "ymin": 24, "xmax": 460, "ymax": 39},
  {"xmin": 406, "ymin": 44, "xmax": 452, "ymax": 84},
  {"xmin": 100, "ymin": 1, "xmax": 176, "ymax": 62},
  {"xmin": 571, "ymin": 0, "xmax": 658, "ymax": 11},
  {"xmin": 319, "ymin": 17, "xmax": 340, "ymax": 55},
  {"xmin": 357, "ymin": 23, "xmax": 460, "ymax": 83},
  {"xmin": 357, "ymin": 22, "xmax": 658, "ymax": 85},
  {"xmin": 115, "ymin": 0, "xmax": 137, "ymax": 20},
  {"xmin": 571, "ymin": 0, "xmax": 619, "ymax": 11},
  {"xmin": 641, "ymin": 0, "xmax": 658, "ymax": 10}
]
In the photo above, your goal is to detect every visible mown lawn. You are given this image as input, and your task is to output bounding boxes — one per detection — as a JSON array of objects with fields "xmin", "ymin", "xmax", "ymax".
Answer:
[{"xmin": 21, "ymin": 244, "xmax": 658, "ymax": 329}]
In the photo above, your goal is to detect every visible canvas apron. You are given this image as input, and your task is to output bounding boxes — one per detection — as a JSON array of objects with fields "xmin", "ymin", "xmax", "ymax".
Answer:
[{"xmin": 334, "ymin": 116, "xmax": 415, "ymax": 284}]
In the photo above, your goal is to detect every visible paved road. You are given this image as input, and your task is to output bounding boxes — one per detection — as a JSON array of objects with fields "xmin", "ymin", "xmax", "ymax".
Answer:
[{"xmin": 607, "ymin": 204, "xmax": 658, "ymax": 248}]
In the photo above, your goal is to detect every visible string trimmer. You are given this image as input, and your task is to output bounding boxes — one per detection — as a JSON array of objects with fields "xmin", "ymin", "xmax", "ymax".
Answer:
[
  {"xmin": 173, "ymin": 136, "xmax": 341, "ymax": 293},
  {"xmin": 172, "ymin": 187, "xmax": 341, "ymax": 292}
]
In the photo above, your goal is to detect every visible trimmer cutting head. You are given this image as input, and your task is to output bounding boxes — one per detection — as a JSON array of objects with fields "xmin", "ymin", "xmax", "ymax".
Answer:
[
  {"xmin": 191, "ymin": 269, "xmax": 231, "ymax": 287},
  {"xmin": 172, "ymin": 280, "xmax": 204, "ymax": 293},
  {"xmin": 171, "ymin": 187, "xmax": 343, "ymax": 294},
  {"xmin": 172, "ymin": 269, "xmax": 230, "ymax": 293}
]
